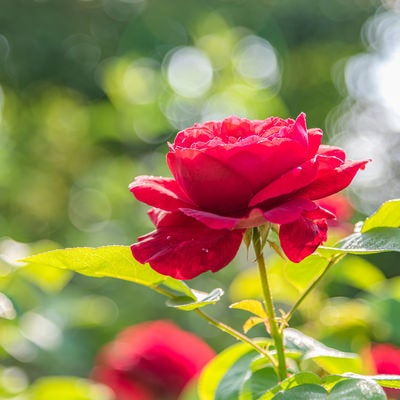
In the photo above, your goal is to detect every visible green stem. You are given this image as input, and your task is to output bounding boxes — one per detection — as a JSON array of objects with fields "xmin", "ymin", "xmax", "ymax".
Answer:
[
  {"xmin": 285, "ymin": 253, "xmax": 345, "ymax": 323},
  {"xmin": 252, "ymin": 227, "xmax": 287, "ymax": 381},
  {"xmin": 194, "ymin": 308, "xmax": 278, "ymax": 367},
  {"xmin": 152, "ymin": 285, "xmax": 277, "ymax": 367}
]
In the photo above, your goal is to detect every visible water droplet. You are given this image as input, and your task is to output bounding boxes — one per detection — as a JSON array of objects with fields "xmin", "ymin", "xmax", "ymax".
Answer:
[
  {"xmin": 166, "ymin": 236, "xmax": 171, "ymax": 240},
  {"xmin": 201, "ymin": 248, "xmax": 209, "ymax": 253}
]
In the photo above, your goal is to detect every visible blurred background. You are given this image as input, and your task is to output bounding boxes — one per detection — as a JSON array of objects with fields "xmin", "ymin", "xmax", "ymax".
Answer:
[{"xmin": 1, "ymin": 0, "xmax": 400, "ymax": 397}]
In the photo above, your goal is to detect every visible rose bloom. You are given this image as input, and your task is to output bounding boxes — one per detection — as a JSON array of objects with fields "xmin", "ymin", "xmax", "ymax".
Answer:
[
  {"xmin": 369, "ymin": 343, "xmax": 400, "ymax": 399},
  {"xmin": 130, "ymin": 113, "xmax": 368, "ymax": 279},
  {"xmin": 91, "ymin": 320, "xmax": 215, "ymax": 400}
]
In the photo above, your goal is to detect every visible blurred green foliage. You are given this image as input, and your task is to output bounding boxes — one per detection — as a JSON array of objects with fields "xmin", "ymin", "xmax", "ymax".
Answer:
[{"xmin": 3, "ymin": 0, "xmax": 400, "ymax": 393}]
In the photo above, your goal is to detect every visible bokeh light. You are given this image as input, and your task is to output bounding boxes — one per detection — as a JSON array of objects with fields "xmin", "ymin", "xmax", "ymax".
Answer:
[
  {"xmin": 165, "ymin": 46, "xmax": 214, "ymax": 98},
  {"xmin": 330, "ymin": 8, "xmax": 400, "ymax": 213}
]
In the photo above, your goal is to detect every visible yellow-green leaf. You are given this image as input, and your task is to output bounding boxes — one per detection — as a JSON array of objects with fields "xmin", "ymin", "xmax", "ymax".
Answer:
[
  {"xmin": 243, "ymin": 316, "xmax": 265, "ymax": 334},
  {"xmin": 230, "ymin": 299, "xmax": 266, "ymax": 318},
  {"xmin": 20, "ymin": 246, "xmax": 192, "ymax": 297},
  {"xmin": 362, "ymin": 198, "xmax": 400, "ymax": 232}
]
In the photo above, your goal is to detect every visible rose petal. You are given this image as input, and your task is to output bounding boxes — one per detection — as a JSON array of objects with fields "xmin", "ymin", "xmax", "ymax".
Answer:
[
  {"xmin": 131, "ymin": 212, "xmax": 244, "ymax": 279},
  {"xmin": 279, "ymin": 217, "xmax": 328, "ymax": 263},
  {"xmin": 180, "ymin": 207, "xmax": 266, "ymax": 230},
  {"xmin": 167, "ymin": 150, "xmax": 254, "ymax": 213},
  {"xmin": 249, "ymin": 158, "xmax": 319, "ymax": 206},
  {"xmin": 296, "ymin": 159, "xmax": 369, "ymax": 200},
  {"xmin": 262, "ymin": 198, "xmax": 318, "ymax": 224},
  {"xmin": 129, "ymin": 176, "xmax": 195, "ymax": 210},
  {"xmin": 307, "ymin": 128, "xmax": 323, "ymax": 157},
  {"xmin": 317, "ymin": 145, "xmax": 346, "ymax": 161}
]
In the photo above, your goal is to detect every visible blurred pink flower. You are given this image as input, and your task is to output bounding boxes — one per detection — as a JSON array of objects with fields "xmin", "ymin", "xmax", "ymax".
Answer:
[
  {"xmin": 91, "ymin": 320, "xmax": 215, "ymax": 400},
  {"xmin": 369, "ymin": 343, "xmax": 400, "ymax": 399},
  {"xmin": 316, "ymin": 193, "xmax": 354, "ymax": 234}
]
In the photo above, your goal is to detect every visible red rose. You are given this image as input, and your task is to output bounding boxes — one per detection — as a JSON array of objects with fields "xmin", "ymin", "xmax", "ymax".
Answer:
[
  {"xmin": 369, "ymin": 343, "xmax": 400, "ymax": 398},
  {"xmin": 91, "ymin": 320, "xmax": 215, "ymax": 400},
  {"xmin": 130, "ymin": 113, "xmax": 368, "ymax": 279}
]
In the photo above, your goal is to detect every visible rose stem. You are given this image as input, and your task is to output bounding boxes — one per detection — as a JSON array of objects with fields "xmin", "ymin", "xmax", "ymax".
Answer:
[
  {"xmin": 252, "ymin": 227, "xmax": 287, "ymax": 381},
  {"xmin": 284, "ymin": 253, "xmax": 345, "ymax": 323},
  {"xmin": 152, "ymin": 285, "xmax": 277, "ymax": 367}
]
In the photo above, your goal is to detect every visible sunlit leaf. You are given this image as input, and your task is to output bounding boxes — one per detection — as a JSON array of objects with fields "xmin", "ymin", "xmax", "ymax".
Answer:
[
  {"xmin": 362, "ymin": 199, "xmax": 400, "ymax": 232},
  {"xmin": 198, "ymin": 342, "xmax": 260, "ymax": 400},
  {"xmin": 308, "ymin": 354, "xmax": 362, "ymax": 375},
  {"xmin": 230, "ymin": 299, "xmax": 266, "ymax": 318},
  {"xmin": 21, "ymin": 246, "xmax": 193, "ymax": 297},
  {"xmin": 166, "ymin": 288, "xmax": 224, "ymax": 311},
  {"xmin": 243, "ymin": 316, "xmax": 265, "ymax": 334}
]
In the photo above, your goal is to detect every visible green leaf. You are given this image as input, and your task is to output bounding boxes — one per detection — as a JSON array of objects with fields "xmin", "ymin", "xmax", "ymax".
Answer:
[
  {"xmin": 309, "ymin": 354, "xmax": 363, "ymax": 375},
  {"xmin": 239, "ymin": 367, "xmax": 279, "ymax": 400},
  {"xmin": 166, "ymin": 288, "xmax": 224, "ymax": 311},
  {"xmin": 328, "ymin": 378, "xmax": 387, "ymax": 399},
  {"xmin": 284, "ymin": 328, "xmax": 362, "ymax": 374},
  {"xmin": 362, "ymin": 199, "xmax": 400, "ymax": 232},
  {"xmin": 259, "ymin": 372, "xmax": 322, "ymax": 400},
  {"xmin": 342, "ymin": 373, "xmax": 400, "ymax": 389},
  {"xmin": 230, "ymin": 299, "xmax": 266, "ymax": 318},
  {"xmin": 27, "ymin": 377, "xmax": 113, "ymax": 400},
  {"xmin": 284, "ymin": 254, "xmax": 328, "ymax": 292},
  {"xmin": 323, "ymin": 227, "xmax": 400, "ymax": 255},
  {"xmin": 198, "ymin": 342, "xmax": 259, "ymax": 400},
  {"xmin": 271, "ymin": 384, "xmax": 328, "ymax": 399},
  {"xmin": 161, "ymin": 278, "xmax": 197, "ymax": 298},
  {"xmin": 21, "ymin": 246, "xmax": 192, "ymax": 297}
]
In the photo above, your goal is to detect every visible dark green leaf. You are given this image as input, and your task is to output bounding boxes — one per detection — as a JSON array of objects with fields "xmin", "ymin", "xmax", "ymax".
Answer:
[
  {"xmin": 259, "ymin": 372, "xmax": 322, "ymax": 400},
  {"xmin": 321, "ymin": 228, "xmax": 400, "ymax": 255},
  {"xmin": 239, "ymin": 367, "xmax": 279, "ymax": 400},
  {"xmin": 271, "ymin": 384, "xmax": 328, "ymax": 399},
  {"xmin": 284, "ymin": 329, "xmax": 362, "ymax": 374},
  {"xmin": 328, "ymin": 378, "xmax": 387, "ymax": 399},
  {"xmin": 343, "ymin": 373, "xmax": 400, "ymax": 389}
]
